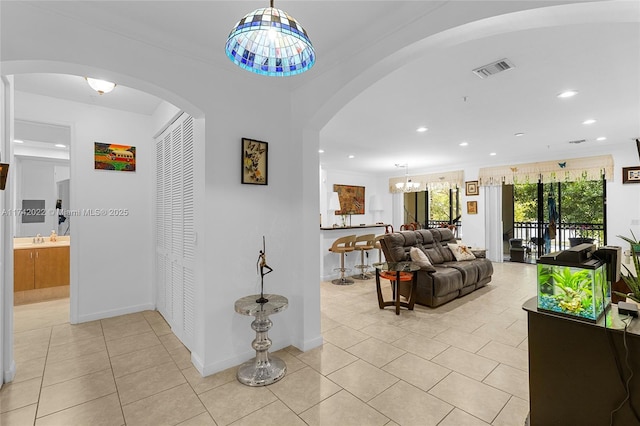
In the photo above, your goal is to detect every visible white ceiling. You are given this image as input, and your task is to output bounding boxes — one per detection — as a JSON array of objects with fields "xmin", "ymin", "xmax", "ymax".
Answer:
[{"xmin": 7, "ymin": 1, "xmax": 640, "ymax": 174}]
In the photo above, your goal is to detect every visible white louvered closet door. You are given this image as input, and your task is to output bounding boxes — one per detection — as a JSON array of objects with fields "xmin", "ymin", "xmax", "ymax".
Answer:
[{"xmin": 155, "ymin": 113, "xmax": 196, "ymax": 350}]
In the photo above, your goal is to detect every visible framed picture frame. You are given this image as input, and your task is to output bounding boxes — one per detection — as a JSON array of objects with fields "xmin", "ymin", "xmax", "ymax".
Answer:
[
  {"xmin": 467, "ymin": 201, "xmax": 478, "ymax": 215},
  {"xmin": 465, "ymin": 180, "xmax": 479, "ymax": 196},
  {"xmin": 622, "ymin": 166, "xmax": 640, "ymax": 184},
  {"xmin": 242, "ymin": 138, "xmax": 268, "ymax": 185},
  {"xmin": 94, "ymin": 142, "xmax": 136, "ymax": 172},
  {"xmin": 333, "ymin": 184, "xmax": 365, "ymax": 214}
]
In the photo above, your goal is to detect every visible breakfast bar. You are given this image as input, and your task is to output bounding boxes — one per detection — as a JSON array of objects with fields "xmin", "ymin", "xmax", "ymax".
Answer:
[{"xmin": 320, "ymin": 224, "xmax": 389, "ymax": 281}]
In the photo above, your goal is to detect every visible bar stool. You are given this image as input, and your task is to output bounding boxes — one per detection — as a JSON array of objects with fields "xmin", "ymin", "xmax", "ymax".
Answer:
[
  {"xmin": 374, "ymin": 235, "xmax": 385, "ymax": 263},
  {"xmin": 328, "ymin": 235, "xmax": 356, "ymax": 285},
  {"xmin": 353, "ymin": 234, "xmax": 376, "ymax": 279}
]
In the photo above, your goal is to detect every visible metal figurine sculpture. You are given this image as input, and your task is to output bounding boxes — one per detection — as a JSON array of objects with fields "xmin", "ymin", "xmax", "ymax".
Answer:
[{"xmin": 256, "ymin": 236, "xmax": 273, "ymax": 304}]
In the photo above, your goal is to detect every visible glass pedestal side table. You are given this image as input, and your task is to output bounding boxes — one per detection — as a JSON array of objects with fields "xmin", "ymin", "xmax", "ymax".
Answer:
[
  {"xmin": 373, "ymin": 262, "xmax": 420, "ymax": 315},
  {"xmin": 234, "ymin": 294, "xmax": 288, "ymax": 386}
]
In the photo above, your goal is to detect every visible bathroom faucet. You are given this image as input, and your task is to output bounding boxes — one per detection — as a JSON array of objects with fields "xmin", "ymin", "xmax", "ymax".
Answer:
[{"xmin": 33, "ymin": 234, "xmax": 44, "ymax": 244}]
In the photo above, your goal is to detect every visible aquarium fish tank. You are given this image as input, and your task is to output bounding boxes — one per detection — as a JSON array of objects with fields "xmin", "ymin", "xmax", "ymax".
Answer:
[{"xmin": 537, "ymin": 257, "xmax": 609, "ymax": 323}]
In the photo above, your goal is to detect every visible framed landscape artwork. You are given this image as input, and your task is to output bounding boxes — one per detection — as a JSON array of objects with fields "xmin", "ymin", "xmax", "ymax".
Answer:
[
  {"xmin": 333, "ymin": 184, "xmax": 365, "ymax": 214},
  {"xmin": 94, "ymin": 142, "xmax": 136, "ymax": 172},
  {"xmin": 242, "ymin": 138, "xmax": 268, "ymax": 185},
  {"xmin": 467, "ymin": 201, "xmax": 478, "ymax": 215},
  {"xmin": 465, "ymin": 180, "xmax": 479, "ymax": 196}
]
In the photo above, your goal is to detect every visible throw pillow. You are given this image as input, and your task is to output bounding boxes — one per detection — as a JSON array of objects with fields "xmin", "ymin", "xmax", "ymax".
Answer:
[
  {"xmin": 447, "ymin": 243, "xmax": 476, "ymax": 261},
  {"xmin": 410, "ymin": 247, "xmax": 436, "ymax": 271}
]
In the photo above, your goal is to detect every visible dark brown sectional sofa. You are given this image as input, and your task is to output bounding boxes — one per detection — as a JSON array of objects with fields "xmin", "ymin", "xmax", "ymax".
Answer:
[{"xmin": 381, "ymin": 228, "xmax": 493, "ymax": 307}]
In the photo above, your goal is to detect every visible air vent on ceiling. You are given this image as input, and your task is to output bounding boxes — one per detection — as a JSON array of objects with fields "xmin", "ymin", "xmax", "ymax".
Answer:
[
  {"xmin": 472, "ymin": 59, "xmax": 515, "ymax": 79},
  {"xmin": 568, "ymin": 139, "xmax": 587, "ymax": 144}
]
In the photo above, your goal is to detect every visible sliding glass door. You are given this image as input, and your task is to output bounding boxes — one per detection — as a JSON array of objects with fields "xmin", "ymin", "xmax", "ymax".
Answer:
[{"xmin": 509, "ymin": 177, "xmax": 606, "ymax": 260}]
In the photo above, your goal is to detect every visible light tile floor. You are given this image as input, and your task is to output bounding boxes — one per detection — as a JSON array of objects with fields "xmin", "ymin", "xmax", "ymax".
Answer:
[{"xmin": 1, "ymin": 262, "xmax": 536, "ymax": 425}]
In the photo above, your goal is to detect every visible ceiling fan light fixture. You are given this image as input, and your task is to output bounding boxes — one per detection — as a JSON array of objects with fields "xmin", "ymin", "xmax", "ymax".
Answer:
[
  {"xmin": 85, "ymin": 77, "xmax": 116, "ymax": 95},
  {"xmin": 225, "ymin": 0, "xmax": 315, "ymax": 77}
]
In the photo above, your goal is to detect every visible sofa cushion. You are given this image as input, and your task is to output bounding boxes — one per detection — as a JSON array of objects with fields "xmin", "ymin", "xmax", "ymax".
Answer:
[
  {"xmin": 423, "ymin": 247, "xmax": 444, "ymax": 264},
  {"xmin": 472, "ymin": 258, "xmax": 494, "ymax": 280},
  {"xmin": 448, "ymin": 243, "xmax": 476, "ymax": 261},
  {"xmin": 430, "ymin": 267, "xmax": 463, "ymax": 296},
  {"xmin": 383, "ymin": 233, "xmax": 410, "ymax": 261},
  {"xmin": 437, "ymin": 243, "xmax": 455, "ymax": 262},
  {"xmin": 410, "ymin": 247, "xmax": 436, "ymax": 272},
  {"xmin": 444, "ymin": 261, "xmax": 479, "ymax": 287}
]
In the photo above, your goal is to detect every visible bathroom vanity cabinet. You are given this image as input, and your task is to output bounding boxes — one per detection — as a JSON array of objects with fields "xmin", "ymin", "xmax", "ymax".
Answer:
[{"xmin": 14, "ymin": 245, "xmax": 70, "ymax": 291}]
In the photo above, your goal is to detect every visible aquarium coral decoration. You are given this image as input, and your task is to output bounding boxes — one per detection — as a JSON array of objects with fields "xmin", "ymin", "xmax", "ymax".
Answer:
[
  {"xmin": 551, "ymin": 268, "xmax": 593, "ymax": 313},
  {"xmin": 613, "ymin": 230, "xmax": 640, "ymax": 304}
]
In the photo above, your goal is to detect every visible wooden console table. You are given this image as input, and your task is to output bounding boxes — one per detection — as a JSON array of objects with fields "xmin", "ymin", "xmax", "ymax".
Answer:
[{"xmin": 523, "ymin": 297, "xmax": 640, "ymax": 425}]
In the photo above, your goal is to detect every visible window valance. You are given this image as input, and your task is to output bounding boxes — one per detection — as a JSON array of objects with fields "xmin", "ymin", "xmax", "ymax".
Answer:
[
  {"xmin": 389, "ymin": 170, "xmax": 464, "ymax": 193},
  {"xmin": 478, "ymin": 155, "xmax": 614, "ymax": 186}
]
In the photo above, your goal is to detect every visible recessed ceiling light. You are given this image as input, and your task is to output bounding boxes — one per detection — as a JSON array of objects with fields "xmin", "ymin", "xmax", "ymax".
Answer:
[
  {"xmin": 514, "ymin": 133, "xmax": 524, "ymax": 137},
  {"xmin": 14, "ymin": 139, "xmax": 23, "ymax": 143},
  {"xmin": 348, "ymin": 155, "xmax": 355, "ymax": 159},
  {"xmin": 489, "ymin": 152, "xmax": 497, "ymax": 156},
  {"xmin": 318, "ymin": 149, "xmax": 324, "ymax": 153},
  {"xmin": 583, "ymin": 119, "xmax": 596, "ymax": 125},
  {"xmin": 459, "ymin": 142, "xmax": 469, "ymax": 147},
  {"xmin": 416, "ymin": 126, "xmax": 428, "ymax": 133},
  {"xmin": 55, "ymin": 144, "xmax": 66, "ymax": 148},
  {"xmin": 596, "ymin": 137, "xmax": 607, "ymax": 141},
  {"xmin": 557, "ymin": 90, "xmax": 578, "ymax": 98}
]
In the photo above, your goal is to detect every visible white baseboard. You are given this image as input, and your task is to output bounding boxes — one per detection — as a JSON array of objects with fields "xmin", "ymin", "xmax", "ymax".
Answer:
[
  {"xmin": 3, "ymin": 359, "xmax": 16, "ymax": 383},
  {"xmin": 296, "ymin": 335, "xmax": 323, "ymax": 352},
  {"xmin": 199, "ymin": 338, "xmax": 292, "ymax": 378},
  {"xmin": 75, "ymin": 302, "xmax": 156, "ymax": 323}
]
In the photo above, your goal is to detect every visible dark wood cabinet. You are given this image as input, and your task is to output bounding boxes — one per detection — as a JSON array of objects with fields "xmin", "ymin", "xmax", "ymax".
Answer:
[{"xmin": 523, "ymin": 297, "xmax": 640, "ymax": 425}]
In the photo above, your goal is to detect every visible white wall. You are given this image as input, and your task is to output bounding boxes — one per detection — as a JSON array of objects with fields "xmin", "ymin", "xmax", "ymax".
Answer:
[{"xmin": 14, "ymin": 91, "xmax": 155, "ymax": 323}]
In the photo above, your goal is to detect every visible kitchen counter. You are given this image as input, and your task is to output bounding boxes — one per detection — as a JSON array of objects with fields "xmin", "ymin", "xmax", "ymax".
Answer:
[{"xmin": 321, "ymin": 224, "xmax": 390, "ymax": 230}]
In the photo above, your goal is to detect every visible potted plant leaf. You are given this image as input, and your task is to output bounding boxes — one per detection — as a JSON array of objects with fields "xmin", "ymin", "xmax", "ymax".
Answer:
[{"xmin": 613, "ymin": 230, "xmax": 640, "ymax": 305}]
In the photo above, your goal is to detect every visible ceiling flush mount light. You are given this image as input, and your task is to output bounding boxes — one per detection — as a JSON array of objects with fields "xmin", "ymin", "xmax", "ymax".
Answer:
[
  {"xmin": 490, "ymin": 152, "xmax": 497, "ymax": 156},
  {"xmin": 557, "ymin": 90, "xmax": 578, "ymax": 98},
  {"xmin": 583, "ymin": 119, "xmax": 597, "ymax": 125},
  {"xmin": 318, "ymin": 149, "xmax": 324, "ymax": 153},
  {"xmin": 14, "ymin": 139, "xmax": 23, "ymax": 144},
  {"xmin": 416, "ymin": 126, "xmax": 428, "ymax": 133},
  {"xmin": 225, "ymin": 0, "xmax": 315, "ymax": 77},
  {"xmin": 85, "ymin": 77, "xmax": 116, "ymax": 95},
  {"xmin": 514, "ymin": 133, "xmax": 524, "ymax": 137},
  {"xmin": 348, "ymin": 155, "xmax": 355, "ymax": 159},
  {"xmin": 459, "ymin": 142, "xmax": 469, "ymax": 147},
  {"xmin": 596, "ymin": 137, "xmax": 607, "ymax": 141},
  {"xmin": 394, "ymin": 163, "xmax": 421, "ymax": 192},
  {"xmin": 55, "ymin": 144, "xmax": 67, "ymax": 148}
]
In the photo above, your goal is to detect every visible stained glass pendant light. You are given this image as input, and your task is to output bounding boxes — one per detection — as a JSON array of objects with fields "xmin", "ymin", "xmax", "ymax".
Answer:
[{"xmin": 225, "ymin": 0, "xmax": 315, "ymax": 77}]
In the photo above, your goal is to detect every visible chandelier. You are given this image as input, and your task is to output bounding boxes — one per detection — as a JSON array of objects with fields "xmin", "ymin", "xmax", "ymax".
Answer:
[
  {"xmin": 225, "ymin": 0, "xmax": 316, "ymax": 77},
  {"xmin": 394, "ymin": 164, "xmax": 421, "ymax": 192}
]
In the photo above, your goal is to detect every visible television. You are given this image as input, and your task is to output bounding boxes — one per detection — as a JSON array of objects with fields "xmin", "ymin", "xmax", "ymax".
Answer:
[{"xmin": 0, "ymin": 163, "xmax": 8, "ymax": 190}]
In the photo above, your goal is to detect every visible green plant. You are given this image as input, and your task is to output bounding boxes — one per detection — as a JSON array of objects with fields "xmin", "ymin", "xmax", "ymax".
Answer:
[
  {"xmin": 551, "ymin": 267, "xmax": 593, "ymax": 313},
  {"xmin": 614, "ymin": 230, "xmax": 640, "ymax": 303}
]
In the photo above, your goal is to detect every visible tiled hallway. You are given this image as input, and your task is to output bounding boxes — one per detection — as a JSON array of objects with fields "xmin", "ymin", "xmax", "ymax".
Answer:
[{"xmin": 1, "ymin": 261, "xmax": 535, "ymax": 425}]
